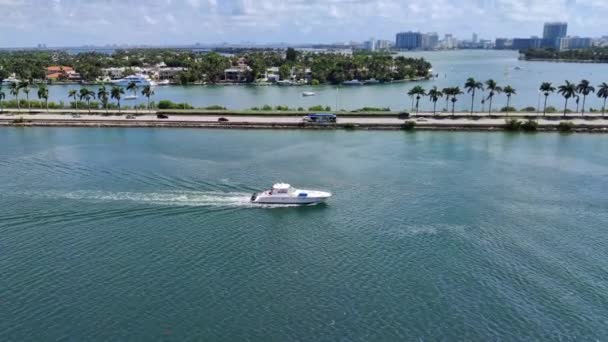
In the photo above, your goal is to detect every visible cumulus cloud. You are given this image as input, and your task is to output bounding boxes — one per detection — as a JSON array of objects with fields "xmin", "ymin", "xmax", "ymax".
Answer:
[{"xmin": 0, "ymin": 0, "xmax": 605, "ymax": 46}]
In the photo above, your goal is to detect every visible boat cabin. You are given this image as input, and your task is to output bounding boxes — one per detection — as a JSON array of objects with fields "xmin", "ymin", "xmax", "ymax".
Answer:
[{"xmin": 271, "ymin": 183, "xmax": 293, "ymax": 194}]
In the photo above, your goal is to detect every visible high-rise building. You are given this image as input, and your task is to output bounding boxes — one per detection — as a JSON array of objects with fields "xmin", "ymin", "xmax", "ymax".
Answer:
[
  {"xmin": 472, "ymin": 33, "xmax": 478, "ymax": 43},
  {"xmin": 376, "ymin": 40, "xmax": 393, "ymax": 50},
  {"xmin": 559, "ymin": 37, "xmax": 592, "ymax": 50},
  {"xmin": 421, "ymin": 32, "xmax": 439, "ymax": 50},
  {"xmin": 543, "ymin": 22, "xmax": 568, "ymax": 48},
  {"xmin": 363, "ymin": 38, "xmax": 376, "ymax": 51},
  {"xmin": 395, "ymin": 31, "xmax": 422, "ymax": 50},
  {"xmin": 442, "ymin": 34, "xmax": 456, "ymax": 49}
]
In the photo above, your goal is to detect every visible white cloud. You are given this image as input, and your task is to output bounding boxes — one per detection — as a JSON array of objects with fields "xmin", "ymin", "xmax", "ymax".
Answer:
[{"xmin": 0, "ymin": 0, "xmax": 606, "ymax": 46}]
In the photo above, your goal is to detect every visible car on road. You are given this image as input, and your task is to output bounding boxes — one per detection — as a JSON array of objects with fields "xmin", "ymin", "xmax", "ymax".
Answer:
[
  {"xmin": 157, "ymin": 114, "xmax": 169, "ymax": 119},
  {"xmin": 218, "ymin": 117, "xmax": 229, "ymax": 122},
  {"xmin": 398, "ymin": 112, "xmax": 410, "ymax": 119},
  {"xmin": 71, "ymin": 113, "xmax": 81, "ymax": 118},
  {"xmin": 126, "ymin": 114, "xmax": 136, "ymax": 119},
  {"xmin": 302, "ymin": 113, "xmax": 337, "ymax": 123}
]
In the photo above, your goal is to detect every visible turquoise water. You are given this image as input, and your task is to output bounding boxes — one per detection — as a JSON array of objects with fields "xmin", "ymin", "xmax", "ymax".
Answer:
[
  {"xmin": 42, "ymin": 50, "xmax": 608, "ymax": 111},
  {"xmin": 2, "ymin": 127, "xmax": 608, "ymax": 340}
]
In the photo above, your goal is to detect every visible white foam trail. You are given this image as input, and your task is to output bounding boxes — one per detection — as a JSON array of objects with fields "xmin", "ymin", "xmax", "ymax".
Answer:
[
  {"xmin": 23, "ymin": 190, "xmax": 320, "ymax": 209},
  {"xmin": 42, "ymin": 190, "xmax": 256, "ymax": 208}
]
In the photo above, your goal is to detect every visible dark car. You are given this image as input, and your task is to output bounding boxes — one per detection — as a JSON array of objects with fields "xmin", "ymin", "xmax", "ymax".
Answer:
[
  {"xmin": 218, "ymin": 117, "xmax": 229, "ymax": 122},
  {"xmin": 398, "ymin": 112, "xmax": 410, "ymax": 119},
  {"xmin": 157, "ymin": 114, "xmax": 169, "ymax": 119}
]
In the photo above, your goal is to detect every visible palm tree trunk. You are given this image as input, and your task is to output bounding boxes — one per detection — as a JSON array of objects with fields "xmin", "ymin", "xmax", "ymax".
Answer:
[
  {"xmin": 543, "ymin": 95, "xmax": 548, "ymax": 116},
  {"xmin": 564, "ymin": 98, "xmax": 569, "ymax": 117},
  {"xmin": 118, "ymin": 100, "xmax": 121, "ymax": 113},
  {"xmin": 16, "ymin": 95, "xmax": 20, "ymax": 110},
  {"xmin": 452, "ymin": 101, "xmax": 456, "ymax": 117},
  {"xmin": 506, "ymin": 96, "xmax": 511, "ymax": 116},
  {"xmin": 603, "ymin": 98, "xmax": 607, "ymax": 117},
  {"xmin": 46, "ymin": 99, "xmax": 48, "ymax": 112},
  {"xmin": 582, "ymin": 95, "xmax": 586, "ymax": 116},
  {"xmin": 470, "ymin": 93, "xmax": 475, "ymax": 116},
  {"xmin": 26, "ymin": 94, "xmax": 30, "ymax": 110},
  {"xmin": 488, "ymin": 97, "xmax": 493, "ymax": 115},
  {"xmin": 148, "ymin": 97, "xmax": 151, "ymax": 111},
  {"xmin": 415, "ymin": 97, "xmax": 420, "ymax": 115},
  {"xmin": 433, "ymin": 101, "xmax": 437, "ymax": 115}
]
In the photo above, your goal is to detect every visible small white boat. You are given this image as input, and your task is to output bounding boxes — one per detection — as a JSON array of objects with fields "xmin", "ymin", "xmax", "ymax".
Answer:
[
  {"xmin": 124, "ymin": 95, "xmax": 137, "ymax": 100},
  {"xmin": 251, "ymin": 183, "xmax": 331, "ymax": 205},
  {"xmin": 343, "ymin": 79, "xmax": 363, "ymax": 86},
  {"xmin": 157, "ymin": 79, "xmax": 171, "ymax": 86},
  {"xmin": 302, "ymin": 91, "xmax": 316, "ymax": 97}
]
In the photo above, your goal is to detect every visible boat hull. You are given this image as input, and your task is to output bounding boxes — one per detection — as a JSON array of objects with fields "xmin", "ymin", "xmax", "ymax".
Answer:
[{"xmin": 251, "ymin": 190, "xmax": 331, "ymax": 205}]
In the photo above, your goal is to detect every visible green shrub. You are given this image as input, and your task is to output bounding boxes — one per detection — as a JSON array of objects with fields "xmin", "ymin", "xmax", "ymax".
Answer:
[
  {"xmin": 297, "ymin": 107, "xmax": 304, "ymax": 111},
  {"xmin": 521, "ymin": 119, "xmax": 539, "ymax": 132},
  {"xmin": 308, "ymin": 105, "xmax": 325, "ymax": 111},
  {"xmin": 251, "ymin": 107, "xmax": 259, "ymax": 111},
  {"xmin": 521, "ymin": 106, "xmax": 536, "ymax": 112},
  {"xmin": 504, "ymin": 119, "xmax": 522, "ymax": 131},
  {"xmin": 545, "ymin": 106, "xmax": 557, "ymax": 113},
  {"xmin": 401, "ymin": 120, "xmax": 416, "ymax": 131},
  {"xmin": 261, "ymin": 104, "xmax": 273, "ymax": 111},
  {"xmin": 355, "ymin": 107, "xmax": 391, "ymax": 112},
  {"xmin": 311, "ymin": 79, "xmax": 320, "ymax": 86},
  {"xmin": 564, "ymin": 109, "xmax": 573, "ymax": 113},
  {"xmin": 325, "ymin": 106, "xmax": 331, "ymax": 111},
  {"xmin": 157, "ymin": 100, "xmax": 193, "ymax": 109},
  {"xmin": 500, "ymin": 106, "xmax": 517, "ymax": 113},
  {"xmin": 204, "ymin": 105, "xmax": 227, "ymax": 110},
  {"xmin": 343, "ymin": 123, "xmax": 357, "ymax": 130},
  {"xmin": 557, "ymin": 121, "xmax": 574, "ymax": 132},
  {"xmin": 274, "ymin": 105, "xmax": 290, "ymax": 111}
]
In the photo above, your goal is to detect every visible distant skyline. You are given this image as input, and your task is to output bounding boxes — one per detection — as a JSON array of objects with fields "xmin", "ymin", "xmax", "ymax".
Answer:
[{"xmin": 0, "ymin": 0, "xmax": 607, "ymax": 47}]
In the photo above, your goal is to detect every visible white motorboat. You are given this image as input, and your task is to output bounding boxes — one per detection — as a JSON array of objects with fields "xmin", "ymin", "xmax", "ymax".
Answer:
[
  {"xmin": 302, "ymin": 91, "xmax": 316, "ymax": 97},
  {"xmin": 123, "ymin": 95, "xmax": 137, "ymax": 100},
  {"xmin": 112, "ymin": 74, "xmax": 156, "ymax": 87},
  {"xmin": 251, "ymin": 183, "xmax": 331, "ymax": 205}
]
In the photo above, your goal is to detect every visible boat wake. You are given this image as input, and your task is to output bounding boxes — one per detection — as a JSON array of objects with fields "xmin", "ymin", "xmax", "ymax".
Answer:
[{"xmin": 29, "ymin": 190, "xmax": 310, "ymax": 209}]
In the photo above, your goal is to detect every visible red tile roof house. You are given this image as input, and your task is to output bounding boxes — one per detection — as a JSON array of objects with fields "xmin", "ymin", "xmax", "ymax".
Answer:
[{"xmin": 46, "ymin": 66, "xmax": 81, "ymax": 81}]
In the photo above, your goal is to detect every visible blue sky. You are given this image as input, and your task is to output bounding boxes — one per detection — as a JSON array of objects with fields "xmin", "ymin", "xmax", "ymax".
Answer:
[{"xmin": 0, "ymin": 0, "xmax": 606, "ymax": 47}]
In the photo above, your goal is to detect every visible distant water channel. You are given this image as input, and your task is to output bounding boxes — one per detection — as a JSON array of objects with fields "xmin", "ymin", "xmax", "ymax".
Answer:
[
  {"xmin": 43, "ymin": 50, "xmax": 608, "ymax": 112},
  {"xmin": 2, "ymin": 127, "xmax": 608, "ymax": 340}
]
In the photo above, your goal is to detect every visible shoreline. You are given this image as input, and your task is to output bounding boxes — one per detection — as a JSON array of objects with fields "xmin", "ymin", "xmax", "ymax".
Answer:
[{"xmin": 2, "ymin": 112, "xmax": 608, "ymax": 133}]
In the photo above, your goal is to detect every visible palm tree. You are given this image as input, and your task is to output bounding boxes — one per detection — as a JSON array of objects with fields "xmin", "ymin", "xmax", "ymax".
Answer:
[
  {"xmin": 427, "ymin": 86, "xmax": 443, "ymax": 115},
  {"xmin": 597, "ymin": 82, "xmax": 608, "ymax": 117},
  {"xmin": 141, "ymin": 85, "xmax": 154, "ymax": 111},
  {"xmin": 448, "ymin": 87, "xmax": 463, "ymax": 117},
  {"xmin": 37, "ymin": 84, "xmax": 49, "ymax": 111},
  {"xmin": 558, "ymin": 81, "xmax": 577, "ymax": 117},
  {"xmin": 409, "ymin": 86, "xmax": 426, "ymax": 115},
  {"xmin": 68, "ymin": 89, "xmax": 78, "ymax": 110},
  {"xmin": 97, "ymin": 86, "xmax": 109, "ymax": 114},
  {"xmin": 407, "ymin": 87, "xmax": 416, "ymax": 111},
  {"xmin": 9, "ymin": 82, "xmax": 20, "ymax": 110},
  {"xmin": 485, "ymin": 79, "xmax": 502, "ymax": 115},
  {"xmin": 465, "ymin": 77, "xmax": 484, "ymax": 116},
  {"xmin": 575, "ymin": 96, "xmax": 580, "ymax": 114},
  {"xmin": 576, "ymin": 79, "xmax": 595, "ymax": 116},
  {"xmin": 79, "ymin": 88, "xmax": 95, "ymax": 113},
  {"xmin": 539, "ymin": 82, "xmax": 556, "ymax": 116},
  {"xmin": 442, "ymin": 87, "xmax": 451, "ymax": 112},
  {"xmin": 503, "ymin": 86, "xmax": 516, "ymax": 115},
  {"xmin": 111, "ymin": 86, "xmax": 124, "ymax": 112},
  {"xmin": 19, "ymin": 82, "xmax": 31, "ymax": 110},
  {"xmin": 126, "ymin": 81, "xmax": 137, "ymax": 97},
  {"xmin": 0, "ymin": 90, "xmax": 5, "ymax": 113}
]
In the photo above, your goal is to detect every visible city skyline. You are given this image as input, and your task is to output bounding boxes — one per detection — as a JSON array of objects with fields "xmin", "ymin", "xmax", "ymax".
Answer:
[{"xmin": 0, "ymin": 0, "xmax": 607, "ymax": 47}]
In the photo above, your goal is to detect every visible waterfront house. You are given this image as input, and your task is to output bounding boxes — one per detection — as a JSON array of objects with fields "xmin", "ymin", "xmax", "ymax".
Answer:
[
  {"xmin": 224, "ymin": 58, "xmax": 251, "ymax": 83},
  {"xmin": 158, "ymin": 67, "xmax": 185, "ymax": 81},
  {"xmin": 46, "ymin": 66, "xmax": 80, "ymax": 81},
  {"xmin": 265, "ymin": 67, "xmax": 281, "ymax": 82}
]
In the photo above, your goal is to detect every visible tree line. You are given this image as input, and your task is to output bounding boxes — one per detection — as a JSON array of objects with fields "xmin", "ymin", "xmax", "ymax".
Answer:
[
  {"xmin": 0, "ymin": 48, "xmax": 432, "ymax": 85},
  {"xmin": 0, "ymin": 81, "xmax": 154, "ymax": 113},
  {"xmin": 407, "ymin": 79, "xmax": 608, "ymax": 116}
]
